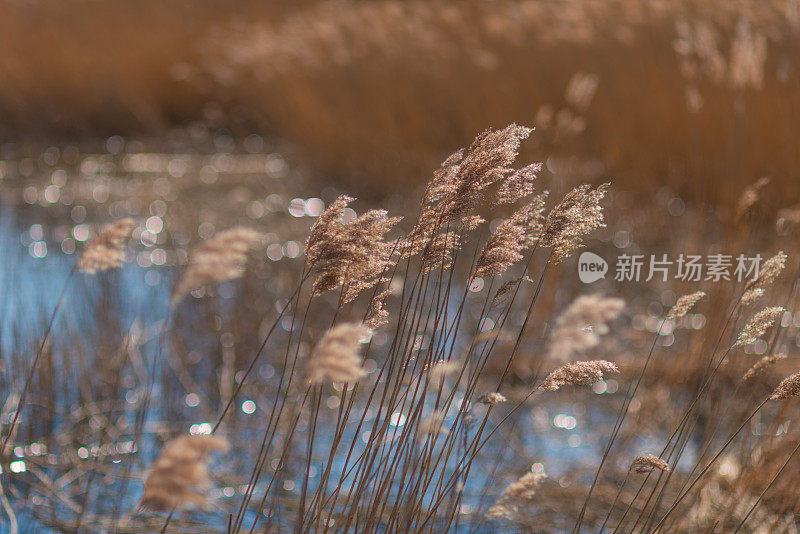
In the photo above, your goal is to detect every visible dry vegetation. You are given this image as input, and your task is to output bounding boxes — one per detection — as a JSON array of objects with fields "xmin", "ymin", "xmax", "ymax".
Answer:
[
  {"xmin": 3, "ymin": 0, "xmax": 800, "ymax": 204},
  {"xmin": 2, "ymin": 0, "xmax": 800, "ymax": 533}
]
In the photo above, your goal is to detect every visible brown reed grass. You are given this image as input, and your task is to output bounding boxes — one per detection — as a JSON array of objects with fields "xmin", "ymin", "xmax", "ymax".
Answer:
[
  {"xmin": 139, "ymin": 434, "xmax": 230, "ymax": 512},
  {"xmin": 77, "ymin": 218, "xmax": 135, "ymax": 274}
]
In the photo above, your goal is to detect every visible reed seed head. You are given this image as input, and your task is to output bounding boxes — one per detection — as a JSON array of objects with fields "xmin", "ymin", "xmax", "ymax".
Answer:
[
  {"xmin": 547, "ymin": 294, "xmax": 624, "ymax": 361},
  {"xmin": 171, "ymin": 227, "xmax": 264, "ymax": 306},
  {"xmin": 770, "ymin": 371, "xmax": 800, "ymax": 401},
  {"xmin": 631, "ymin": 455, "xmax": 670, "ymax": 474},
  {"xmin": 427, "ymin": 360, "xmax": 460, "ymax": 382},
  {"xmin": 405, "ymin": 124, "xmax": 533, "ymax": 258},
  {"xmin": 667, "ymin": 291, "xmax": 706, "ymax": 321},
  {"xmin": 77, "ymin": 218, "xmax": 135, "ymax": 274},
  {"xmin": 734, "ymin": 306, "xmax": 784, "ymax": 347},
  {"xmin": 364, "ymin": 287, "xmax": 391, "ymax": 329},
  {"xmin": 736, "ymin": 176, "xmax": 770, "ymax": 221},
  {"xmin": 491, "ymin": 276, "xmax": 534, "ymax": 308},
  {"xmin": 539, "ymin": 183, "xmax": 609, "ymax": 262},
  {"xmin": 496, "ymin": 163, "xmax": 542, "ymax": 205},
  {"xmin": 742, "ymin": 251, "xmax": 787, "ymax": 305},
  {"xmin": 486, "ymin": 470, "xmax": 546, "ymax": 520},
  {"xmin": 418, "ymin": 411, "xmax": 448, "ymax": 437},
  {"xmin": 743, "ymin": 354, "xmax": 787, "ymax": 382},
  {"xmin": 306, "ymin": 323, "xmax": 370, "ymax": 385},
  {"xmin": 539, "ymin": 360, "xmax": 619, "ymax": 391},
  {"xmin": 139, "ymin": 434, "xmax": 229, "ymax": 512},
  {"xmin": 475, "ymin": 194, "xmax": 548, "ymax": 278},
  {"xmin": 307, "ymin": 198, "xmax": 401, "ymax": 302},
  {"xmin": 477, "ymin": 392, "xmax": 507, "ymax": 405}
]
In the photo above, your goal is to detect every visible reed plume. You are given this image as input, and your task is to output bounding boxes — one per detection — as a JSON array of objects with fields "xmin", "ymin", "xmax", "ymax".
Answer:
[
  {"xmin": 404, "ymin": 124, "xmax": 533, "ymax": 259},
  {"xmin": 305, "ymin": 194, "xmax": 354, "ymax": 264},
  {"xmin": 770, "ymin": 371, "xmax": 800, "ymax": 401},
  {"xmin": 734, "ymin": 306, "xmax": 784, "ymax": 347},
  {"xmin": 539, "ymin": 360, "xmax": 619, "ymax": 391},
  {"xmin": 364, "ymin": 287, "xmax": 391, "ymax": 329},
  {"xmin": 539, "ymin": 183, "xmax": 609, "ymax": 262},
  {"xmin": 306, "ymin": 323, "xmax": 370, "ymax": 385},
  {"xmin": 427, "ymin": 360, "xmax": 460, "ymax": 382},
  {"xmin": 491, "ymin": 276, "xmax": 533, "ymax": 308},
  {"xmin": 486, "ymin": 471, "xmax": 546, "ymax": 520},
  {"xmin": 631, "ymin": 455, "xmax": 670, "ymax": 474},
  {"xmin": 76, "ymin": 218, "xmax": 135, "ymax": 274},
  {"xmin": 496, "ymin": 163, "xmax": 542, "ymax": 205},
  {"xmin": 735, "ymin": 176, "xmax": 770, "ymax": 221},
  {"xmin": 546, "ymin": 294, "xmax": 624, "ymax": 361},
  {"xmin": 418, "ymin": 411, "xmax": 448, "ymax": 437},
  {"xmin": 742, "ymin": 251, "xmax": 787, "ymax": 305},
  {"xmin": 666, "ymin": 291, "xmax": 706, "ymax": 321},
  {"xmin": 171, "ymin": 227, "xmax": 264, "ymax": 305},
  {"xmin": 743, "ymin": 354, "xmax": 787, "ymax": 382},
  {"xmin": 477, "ymin": 392, "xmax": 507, "ymax": 405},
  {"xmin": 139, "ymin": 434, "xmax": 229, "ymax": 512},
  {"xmin": 475, "ymin": 194, "xmax": 548, "ymax": 277},
  {"xmin": 306, "ymin": 195, "xmax": 401, "ymax": 302}
]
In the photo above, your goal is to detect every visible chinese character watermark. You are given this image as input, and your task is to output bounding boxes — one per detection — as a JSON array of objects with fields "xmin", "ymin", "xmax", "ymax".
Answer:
[{"xmin": 578, "ymin": 252, "xmax": 762, "ymax": 284}]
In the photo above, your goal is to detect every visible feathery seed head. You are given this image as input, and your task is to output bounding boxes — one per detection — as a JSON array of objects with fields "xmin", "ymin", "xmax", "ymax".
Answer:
[
  {"xmin": 475, "ymin": 194, "xmax": 548, "ymax": 278},
  {"xmin": 171, "ymin": 227, "xmax": 264, "ymax": 306},
  {"xmin": 478, "ymin": 392, "xmax": 507, "ymax": 405},
  {"xmin": 491, "ymin": 276, "xmax": 534, "ymax": 308},
  {"xmin": 364, "ymin": 287, "xmax": 391, "ymax": 329},
  {"xmin": 77, "ymin": 218, "xmax": 135, "ymax": 274},
  {"xmin": 539, "ymin": 360, "xmax": 619, "ymax": 391},
  {"xmin": 418, "ymin": 411, "xmax": 448, "ymax": 437},
  {"xmin": 496, "ymin": 163, "xmax": 542, "ymax": 205},
  {"xmin": 631, "ymin": 455, "xmax": 670, "ymax": 474},
  {"xmin": 734, "ymin": 306, "xmax": 784, "ymax": 347},
  {"xmin": 667, "ymin": 291, "xmax": 706, "ymax": 321},
  {"xmin": 547, "ymin": 294, "xmax": 624, "ymax": 361},
  {"xmin": 308, "ymin": 200, "xmax": 401, "ymax": 302},
  {"xmin": 736, "ymin": 177, "xmax": 770, "ymax": 221},
  {"xmin": 486, "ymin": 470, "xmax": 546, "ymax": 520},
  {"xmin": 305, "ymin": 195, "xmax": 354, "ymax": 267},
  {"xmin": 405, "ymin": 124, "xmax": 533, "ymax": 258},
  {"xmin": 139, "ymin": 434, "xmax": 229, "ymax": 512},
  {"xmin": 743, "ymin": 354, "xmax": 787, "ymax": 382},
  {"xmin": 306, "ymin": 323, "xmax": 370, "ymax": 386},
  {"xmin": 770, "ymin": 371, "xmax": 800, "ymax": 401},
  {"xmin": 742, "ymin": 251, "xmax": 787, "ymax": 304},
  {"xmin": 427, "ymin": 360, "xmax": 460, "ymax": 382},
  {"xmin": 539, "ymin": 183, "xmax": 608, "ymax": 262}
]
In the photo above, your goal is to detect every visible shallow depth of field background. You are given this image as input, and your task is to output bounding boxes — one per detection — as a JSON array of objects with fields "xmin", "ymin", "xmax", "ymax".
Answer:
[{"xmin": 2, "ymin": 0, "xmax": 800, "ymax": 206}]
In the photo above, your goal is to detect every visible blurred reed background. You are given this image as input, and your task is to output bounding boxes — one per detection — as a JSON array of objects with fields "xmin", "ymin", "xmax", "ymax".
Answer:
[{"xmin": 2, "ymin": 0, "xmax": 800, "ymax": 205}]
